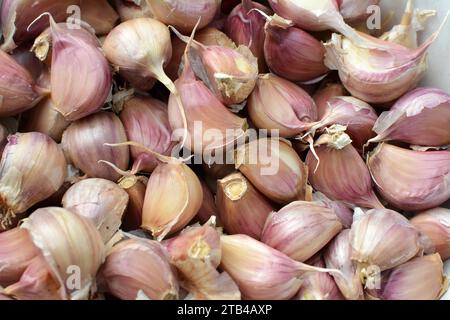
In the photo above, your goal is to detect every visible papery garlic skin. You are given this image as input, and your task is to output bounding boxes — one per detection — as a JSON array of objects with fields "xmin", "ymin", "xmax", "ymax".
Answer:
[
  {"xmin": 61, "ymin": 112, "xmax": 130, "ymax": 182},
  {"xmin": 80, "ymin": 0, "xmax": 119, "ymax": 35},
  {"xmin": 368, "ymin": 144, "xmax": 450, "ymax": 211},
  {"xmin": 62, "ymin": 178, "xmax": 129, "ymax": 243},
  {"xmin": 0, "ymin": 133, "xmax": 67, "ymax": 231},
  {"xmin": 366, "ymin": 254, "xmax": 449, "ymax": 300},
  {"xmin": 261, "ymin": 201, "xmax": 343, "ymax": 262},
  {"xmin": 99, "ymin": 238, "xmax": 179, "ymax": 300},
  {"xmin": 411, "ymin": 208, "xmax": 450, "ymax": 260},
  {"xmin": 21, "ymin": 207, "xmax": 105, "ymax": 300},
  {"xmin": 369, "ymin": 87, "xmax": 450, "ymax": 147}
]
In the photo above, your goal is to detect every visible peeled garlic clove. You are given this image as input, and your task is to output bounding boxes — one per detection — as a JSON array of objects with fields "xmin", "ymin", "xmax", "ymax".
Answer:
[
  {"xmin": 61, "ymin": 112, "xmax": 130, "ymax": 182},
  {"xmin": 114, "ymin": 0, "xmax": 153, "ymax": 21},
  {"xmin": 147, "ymin": 0, "xmax": 221, "ymax": 33},
  {"xmin": 368, "ymin": 144, "xmax": 450, "ymax": 211},
  {"xmin": 350, "ymin": 209, "xmax": 421, "ymax": 276},
  {"xmin": 98, "ymin": 238, "xmax": 179, "ymax": 300},
  {"xmin": 236, "ymin": 138, "xmax": 310, "ymax": 204},
  {"xmin": 62, "ymin": 178, "xmax": 129, "ymax": 243},
  {"xmin": 220, "ymin": 234, "xmax": 336, "ymax": 300},
  {"xmin": 19, "ymin": 98, "xmax": 70, "ymax": 143},
  {"xmin": 226, "ymin": 0, "xmax": 272, "ymax": 71},
  {"xmin": 120, "ymin": 96, "xmax": 174, "ymax": 173},
  {"xmin": 339, "ymin": 0, "xmax": 380, "ymax": 23},
  {"xmin": 306, "ymin": 128, "xmax": 384, "ymax": 209},
  {"xmin": 313, "ymin": 83, "xmax": 347, "ymax": 119},
  {"xmin": 0, "ymin": 133, "xmax": 67, "ymax": 231},
  {"xmin": 368, "ymin": 88, "xmax": 450, "ymax": 147},
  {"xmin": 142, "ymin": 160, "xmax": 203, "ymax": 240},
  {"xmin": 313, "ymin": 192, "xmax": 354, "ymax": 228},
  {"xmin": 410, "ymin": 208, "xmax": 450, "ymax": 260},
  {"xmin": 0, "ymin": 50, "xmax": 43, "ymax": 117},
  {"xmin": 324, "ymin": 229, "xmax": 364, "ymax": 300},
  {"xmin": 247, "ymin": 73, "xmax": 318, "ymax": 138},
  {"xmin": 80, "ymin": 0, "xmax": 119, "ymax": 35},
  {"xmin": 217, "ymin": 172, "xmax": 275, "ymax": 239},
  {"xmin": 21, "ymin": 207, "xmax": 105, "ymax": 300},
  {"xmin": 0, "ymin": 228, "xmax": 40, "ymax": 287},
  {"xmin": 197, "ymin": 179, "xmax": 219, "ymax": 225},
  {"xmin": 261, "ymin": 201, "xmax": 343, "ymax": 262},
  {"xmin": 119, "ymin": 175, "xmax": 147, "ymax": 232},
  {"xmin": 295, "ymin": 256, "xmax": 344, "ymax": 300},
  {"xmin": 0, "ymin": 0, "xmax": 80, "ymax": 52},
  {"xmin": 263, "ymin": 14, "xmax": 328, "ymax": 82},
  {"xmin": 366, "ymin": 254, "xmax": 449, "ymax": 300}
]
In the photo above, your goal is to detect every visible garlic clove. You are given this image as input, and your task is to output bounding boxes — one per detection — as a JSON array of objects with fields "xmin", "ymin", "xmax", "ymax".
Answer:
[
  {"xmin": 62, "ymin": 178, "xmax": 129, "ymax": 243},
  {"xmin": 197, "ymin": 179, "xmax": 219, "ymax": 225},
  {"xmin": 98, "ymin": 238, "xmax": 179, "ymax": 300},
  {"xmin": 312, "ymin": 83, "xmax": 347, "ymax": 119},
  {"xmin": 313, "ymin": 192, "xmax": 354, "ymax": 228},
  {"xmin": 80, "ymin": 0, "xmax": 119, "ymax": 36},
  {"xmin": 261, "ymin": 201, "xmax": 343, "ymax": 262},
  {"xmin": 0, "ymin": 132, "xmax": 67, "ymax": 231},
  {"xmin": 119, "ymin": 175, "xmax": 148, "ymax": 232},
  {"xmin": 114, "ymin": 0, "xmax": 153, "ymax": 22},
  {"xmin": 236, "ymin": 138, "xmax": 310, "ymax": 204},
  {"xmin": 411, "ymin": 208, "xmax": 450, "ymax": 260},
  {"xmin": 368, "ymin": 143, "xmax": 450, "ymax": 211},
  {"xmin": 339, "ymin": 0, "xmax": 380, "ymax": 23},
  {"xmin": 216, "ymin": 172, "xmax": 275, "ymax": 239}
]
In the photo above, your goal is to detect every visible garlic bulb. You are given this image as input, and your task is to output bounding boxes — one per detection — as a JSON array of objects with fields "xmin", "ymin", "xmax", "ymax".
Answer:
[
  {"xmin": 62, "ymin": 178, "xmax": 129, "ymax": 243},
  {"xmin": 262, "ymin": 201, "xmax": 343, "ymax": 262},
  {"xmin": 80, "ymin": 0, "xmax": 119, "ymax": 35},
  {"xmin": 98, "ymin": 238, "xmax": 179, "ymax": 300},
  {"xmin": 368, "ymin": 143, "xmax": 450, "ymax": 211},
  {"xmin": 0, "ymin": 133, "xmax": 67, "ymax": 231}
]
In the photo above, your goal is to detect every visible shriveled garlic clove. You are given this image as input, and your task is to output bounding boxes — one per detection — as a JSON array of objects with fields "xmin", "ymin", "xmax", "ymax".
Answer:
[
  {"xmin": 62, "ymin": 178, "xmax": 129, "ymax": 243},
  {"xmin": 247, "ymin": 73, "xmax": 318, "ymax": 138},
  {"xmin": 366, "ymin": 254, "xmax": 449, "ymax": 300},
  {"xmin": 368, "ymin": 87, "xmax": 450, "ymax": 147},
  {"xmin": 197, "ymin": 179, "xmax": 219, "ymax": 225},
  {"xmin": 80, "ymin": 0, "xmax": 119, "ymax": 35},
  {"xmin": 312, "ymin": 83, "xmax": 347, "ymax": 119},
  {"xmin": 313, "ymin": 192, "xmax": 354, "ymax": 228},
  {"xmin": 338, "ymin": 0, "xmax": 380, "ymax": 23},
  {"xmin": 236, "ymin": 138, "xmax": 310, "ymax": 204},
  {"xmin": 114, "ymin": 0, "xmax": 153, "ymax": 21},
  {"xmin": 324, "ymin": 229, "xmax": 364, "ymax": 300},
  {"xmin": 261, "ymin": 201, "xmax": 343, "ymax": 262},
  {"xmin": 61, "ymin": 112, "xmax": 130, "ymax": 182},
  {"xmin": 119, "ymin": 175, "xmax": 148, "ymax": 232},
  {"xmin": 0, "ymin": 132, "xmax": 67, "ymax": 231},
  {"xmin": 216, "ymin": 172, "xmax": 275, "ymax": 239},
  {"xmin": 411, "ymin": 208, "xmax": 450, "ymax": 260},
  {"xmin": 368, "ymin": 143, "xmax": 450, "ymax": 211},
  {"xmin": 21, "ymin": 207, "xmax": 105, "ymax": 300},
  {"xmin": 306, "ymin": 128, "xmax": 383, "ymax": 209},
  {"xmin": 98, "ymin": 238, "xmax": 179, "ymax": 300}
]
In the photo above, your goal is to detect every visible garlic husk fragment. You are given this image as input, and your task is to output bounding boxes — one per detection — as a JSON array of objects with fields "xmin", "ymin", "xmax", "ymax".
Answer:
[
  {"xmin": 21, "ymin": 207, "xmax": 105, "ymax": 300},
  {"xmin": 61, "ymin": 112, "xmax": 130, "ymax": 182},
  {"xmin": 119, "ymin": 175, "xmax": 148, "ymax": 232},
  {"xmin": 62, "ymin": 178, "xmax": 129, "ymax": 243},
  {"xmin": 313, "ymin": 192, "xmax": 354, "ymax": 228},
  {"xmin": 197, "ymin": 180, "xmax": 219, "ymax": 225},
  {"xmin": 411, "ymin": 208, "xmax": 450, "ymax": 260},
  {"xmin": 338, "ymin": 0, "xmax": 380, "ymax": 23},
  {"xmin": 0, "ymin": 133, "xmax": 67, "ymax": 231},
  {"xmin": 217, "ymin": 172, "xmax": 275, "ymax": 239},
  {"xmin": 261, "ymin": 201, "xmax": 343, "ymax": 262},
  {"xmin": 98, "ymin": 238, "xmax": 179, "ymax": 300},
  {"xmin": 220, "ymin": 234, "xmax": 338, "ymax": 300},
  {"xmin": 365, "ymin": 254, "xmax": 449, "ymax": 300},
  {"xmin": 368, "ymin": 144, "xmax": 450, "ymax": 211},
  {"xmin": 114, "ymin": 0, "xmax": 153, "ymax": 21},
  {"xmin": 247, "ymin": 73, "xmax": 318, "ymax": 138},
  {"xmin": 80, "ymin": 0, "xmax": 119, "ymax": 35},
  {"xmin": 306, "ymin": 128, "xmax": 384, "ymax": 209},
  {"xmin": 236, "ymin": 138, "xmax": 310, "ymax": 204},
  {"xmin": 368, "ymin": 87, "xmax": 450, "ymax": 147}
]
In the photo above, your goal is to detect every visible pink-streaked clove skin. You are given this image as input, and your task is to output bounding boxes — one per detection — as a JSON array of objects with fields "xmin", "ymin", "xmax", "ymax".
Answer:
[
  {"xmin": 411, "ymin": 208, "xmax": 450, "ymax": 260},
  {"xmin": 324, "ymin": 230, "xmax": 364, "ymax": 300},
  {"xmin": 365, "ymin": 254, "xmax": 449, "ymax": 300},
  {"xmin": 294, "ymin": 255, "xmax": 344, "ymax": 300},
  {"xmin": 312, "ymin": 83, "xmax": 347, "ymax": 119},
  {"xmin": 11, "ymin": 47, "xmax": 44, "ymax": 81},
  {"xmin": 313, "ymin": 192, "xmax": 354, "ymax": 228},
  {"xmin": 220, "ymin": 234, "xmax": 338, "ymax": 300},
  {"xmin": 119, "ymin": 175, "xmax": 148, "ymax": 232},
  {"xmin": 226, "ymin": 0, "xmax": 272, "ymax": 71},
  {"xmin": 0, "ymin": 50, "xmax": 43, "ymax": 117},
  {"xmin": 263, "ymin": 15, "xmax": 328, "ymax": 82},
  {"xmin": 61, "ymin": 112, "xmax": 130, "ymax": 182},
  {"xmin": 236, "ymin": 138, "xmax": 310, "ymax": 205},
  {"xmin": 261, "ymin": 201, "xmax": 343, "ymax": 262},
  {"xmin": 120, "ymin": 96, "xmax": 174, "ymax": 173},
  {"xmin": 80, "ymin": 0, "xmax": 119, "ymax": 35},
  {"xmin": 0, "ymin": 228, "xmax": 40, "ymax": 287},
  {"xmin": 197, "ymin": 179, "xmax": 219, "ymax": 225},
  {"xmin": 247, "ymin": 73, "xmax": 318, "ymax": 138},
  {"xmin": 98, "ymin": 238, "xmax": 179, "ymax": 300},
  {"xmin": 338, "ymin": 0, "xmax": 380, "ymax": 23},
  {"xmin": 0, "ymin": 0, "xmax": 80, "ymax": 52},
  {"xmin": 114, "ymin": 0, "xmax": 153, "ymax": 22},
  {"xmin": 368, "ymin": 143, "xmax": 450, "ymax": 211},
  {"xmin": 350, "ymin": 209, "xmax": 422, "ymax": 274},
  {"xmin": 368, "ymin": 87, "xmax": 450, "ymax": 147},
  {"xmin": 217, "ymin": 172, "xmax": 275, "ymax": 239}
]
